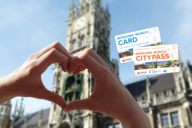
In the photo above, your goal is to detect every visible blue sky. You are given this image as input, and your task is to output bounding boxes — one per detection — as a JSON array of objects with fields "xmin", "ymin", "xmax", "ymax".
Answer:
[{"xmin": 0, "ymin": 0, "xmax": 192, "ymax": 114}]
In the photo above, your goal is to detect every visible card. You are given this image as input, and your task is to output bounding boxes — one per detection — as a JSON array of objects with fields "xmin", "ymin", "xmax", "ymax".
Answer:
[
  {"xmin": 134, "ymin": 44, "xmax": 180, "ymax": 76},
  {"xmin": 115, "ymin": 27, "xmax": 161, "ymax": 63}
]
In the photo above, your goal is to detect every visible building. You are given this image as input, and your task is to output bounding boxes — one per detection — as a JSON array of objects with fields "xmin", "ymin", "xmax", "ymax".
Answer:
[
  {"xmin": 0, "ymin": 97, "xmax": 50, "ymax": 128},
  {"xmin": 48, "ymin": 0, "xmax": 119, "ymax": 128},
  {"xmin": 0, "ymin": 101, "xmax": 11, "ymax": 128},
  {"xmin": 12, "ymin": 98, "xmax": 25, "ymax": 121},
  {"xmin": 0, "ymin": 0, "xmax": 192, "ymax": 127},
  {"xmin": 7, "ymin": 60, "xmax": 192, "ymax": 128},
  {"xmin": 5, "ymin": 61, "xmax": 191, "ymax": 128},
  {"xmin": 126, "ymin": 61, "xmax": 192, "ymax": 128},
  {"xmin": 12, "ymin": 108, "xmax": 49, "ymax": 128}
]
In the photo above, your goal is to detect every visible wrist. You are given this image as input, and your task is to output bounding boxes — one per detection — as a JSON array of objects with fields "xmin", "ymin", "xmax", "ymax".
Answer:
[
  {"xmin": 119, "ymin": 108, "xmax": 151, "ymax": 128},
  {"xmin": 116, "ymin": 91, "xmax": 151, "ymax": 128},
  {"xmin": 0, "ymin": 74, "xmax": 18, "ymax": 103}
]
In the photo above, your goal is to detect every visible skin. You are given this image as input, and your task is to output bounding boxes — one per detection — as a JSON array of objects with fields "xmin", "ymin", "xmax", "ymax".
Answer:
[
  {"xmin": 0, "ymin": 42, "xmax": 151, "ymax": 128},
  {"xmin": 0, "ymin": 42, "xmax": 71, "ymax": 109},
  {"xmin": 66, "ymin": 49, "xmax": 151, "ymax": 128}
]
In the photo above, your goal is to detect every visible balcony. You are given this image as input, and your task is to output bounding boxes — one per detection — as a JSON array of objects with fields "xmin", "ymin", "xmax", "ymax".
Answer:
[
  {"xmin": 137, "ymin": 100, "xmax": 150, "ymax": 109},
  {"xmin": 137, "ymin": 93, "xmax": 185, "ymax": 108},
  {"xmin": 154, "ymin": 93, "xmax": 185, "ymax": 105}
]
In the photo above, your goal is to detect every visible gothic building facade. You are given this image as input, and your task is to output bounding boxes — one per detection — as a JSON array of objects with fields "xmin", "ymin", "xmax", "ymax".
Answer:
[
  {"xmin": 48, "ymin": 0, "xmax": 118, "ymax": 128},
  {"xmin": 1, "ymin": 0, "xmax": 192, "ymax": 128},
  {"xmin": 126, "ymin": 61, "xmax": 192, "ymax": 128},
  {"xmin": 0, "ymin": 101, "xmax": 11, "ymax": 128}
]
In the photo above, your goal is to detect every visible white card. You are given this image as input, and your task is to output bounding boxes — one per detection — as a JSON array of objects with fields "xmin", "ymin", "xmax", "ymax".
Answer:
[
  {"xmin": 115, "ymin": 27, "xmax": 161, "ymax": 63},
  {"xmin": 134, "ymin": 44, "xmax": 180, "ymax": 76}
]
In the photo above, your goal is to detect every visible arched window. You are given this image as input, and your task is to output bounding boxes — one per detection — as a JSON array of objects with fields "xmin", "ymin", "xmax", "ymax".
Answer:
[
  {"xmin": 81, "ymin": 35, "xmax": 86, "ymax": 46},
  {"xmin": 59, "ymin": 122, "xmax": 70, "ymax": 128},
  {"xmin": 71, "ymin": 39, "xmax": 78, "ymax": 50}
]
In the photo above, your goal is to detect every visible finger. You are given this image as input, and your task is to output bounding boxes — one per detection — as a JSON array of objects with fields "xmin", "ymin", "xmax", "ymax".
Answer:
[
  {"xmin": 68, "ymin": 57, "xmax": 86, "ymax": 74},
  {"xmin": 37, "ymin": 48, "xmax": 69, "ymax": 73},
  {"xmin": 86, "ymin": 49, "xmax": 117, "ymax": 76},
  {"xmin": 68, "ymin": 57, "xmax": 79, "ymax": 73},
  {"xmin": 73, "ymin": 65, "xmax": 86, "ymax": 75},
  {"xmin": 77, "ymin": 65, "xmax": 86, "ymax": 72},
  {"xmin": 77, "ymin": 50, "xmax": 103, "ymax": 80},
  {"xmin": 88, "ymin": 49, "xmax": 108, "ymax": 66},
  {"xmin": 65, "ymin": 98, "xmax": 93, "ymax": 112},
  {"xmin": 42, "ymin": 90, "xmax": 66, "ymax": 110},
  {"xmin": 36, "ymin": 42, "xmax": 71, "ymax": 59}
]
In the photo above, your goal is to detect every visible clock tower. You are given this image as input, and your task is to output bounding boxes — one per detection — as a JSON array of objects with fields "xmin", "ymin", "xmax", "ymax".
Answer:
[{"xmin": 48, "ymin": 0, "xmax": 118, "ymax": 128}]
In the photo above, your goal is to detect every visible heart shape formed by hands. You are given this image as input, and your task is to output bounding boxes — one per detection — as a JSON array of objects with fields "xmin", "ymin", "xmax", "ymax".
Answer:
[{"xmin": 9, "ymin": 42, "xmax": 142, "ymax": 123}]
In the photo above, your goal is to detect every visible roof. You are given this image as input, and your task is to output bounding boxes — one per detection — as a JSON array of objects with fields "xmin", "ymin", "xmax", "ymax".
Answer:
[
  {"xmin": 125, "ymin": 74, "xmax": 176, "ymax": 98},
  {"xmin": 125, "ymin": 79, "xmax": 146, "ymax": 97},
  {"xmin": 151, "ymin": 74, "xmax": 175, "ymax": 93},
  {"xmin": 13, "ymin": 108, "xmax": 50, "ymax": 128}
]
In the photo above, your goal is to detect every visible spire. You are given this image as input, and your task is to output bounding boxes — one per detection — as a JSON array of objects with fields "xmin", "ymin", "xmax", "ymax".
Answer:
[
  {"xmin": 20, "ymin": 98, "xmax": 24, "ymax": 116},
  {"xmin": 186, "ymin": 60, "xmax": 192, "ymax": 89},
  {"xmin": 38, "ymin": 109, "xmax": 44, "ymax": 127},
  {"xmin": 106, "ymin": 3, "xmax": 109, "ymax": 12},
  {"xmin": 14, "ymin": 100, "xmax": 18, "ymax": 116},
  {"xmin": 70, "ymin": 0, "xmax": 75, "ymax": 10},
  {"xmin": 69, "ymin": 0, "xmax": 75, "ymax": 20},
  {"xmin": 105, "ymin": 3, "xmax": 110, "ymax": 18},
  {"xmin": 146, "ymin": 78, "xmax": 152, "ymax": 102},
  {"xmin": 187, "ymin": 60, "xmax": 191, "ymax": 67},
  {"xmin": 80, "ymin": 0, "xmax": 89, "ymax": 4},
  {"xmin": 19, "ymin": 97, "xmax": 24, "ymax": 115},
  {"xmin": 23, "ymin": 114, "xmax": 28, "ymax": 128}
]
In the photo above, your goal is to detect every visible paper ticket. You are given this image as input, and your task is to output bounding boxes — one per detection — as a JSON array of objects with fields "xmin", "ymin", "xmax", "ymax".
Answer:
[
  {"xmin": 115, "ymin": 27, "xmax": 161, "ymax": 63},
  {"xmin": 134, "ymin": 44, "xmax": 180, "ymax": 76}
]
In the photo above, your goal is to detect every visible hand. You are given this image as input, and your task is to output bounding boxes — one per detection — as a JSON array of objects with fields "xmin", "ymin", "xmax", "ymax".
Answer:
[
  {"xmin": 66, "ymin": 49, "xmax": 151, "ymax": 128},
  {"xmin": 0, "ymin": 42, "xmax": 70, "ymax": 109}
]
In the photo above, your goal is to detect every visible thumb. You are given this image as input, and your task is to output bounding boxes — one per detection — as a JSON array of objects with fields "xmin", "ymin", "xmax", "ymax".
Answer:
[
  {"xmin": 42, "ymin": 90, "xmax": 66, "ymax": 110},
  {"xmin": 65, "ymin": 98, "xmax": 94, "ymax": 112}
]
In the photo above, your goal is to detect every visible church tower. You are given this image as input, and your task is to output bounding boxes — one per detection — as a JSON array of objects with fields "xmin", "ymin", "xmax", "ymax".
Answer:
[{"xmin": 49, "ymin": 0, "xmax": 118, "ymax": 128}]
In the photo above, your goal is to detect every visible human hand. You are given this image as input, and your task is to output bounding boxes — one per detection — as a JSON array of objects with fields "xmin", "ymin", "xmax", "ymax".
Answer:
[
  {"xmin": 0, "ymin": 42, "xmax": 70, "ymax": 109},
  {"xmin": 66, "ymin": 49, "xmax": 151, "ymax": 128}
]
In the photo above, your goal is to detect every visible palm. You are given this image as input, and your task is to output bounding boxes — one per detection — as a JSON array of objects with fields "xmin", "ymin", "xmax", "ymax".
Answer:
[{"xmin": 9, "ymin": 42, "xmax": 71, "ymax": 109}]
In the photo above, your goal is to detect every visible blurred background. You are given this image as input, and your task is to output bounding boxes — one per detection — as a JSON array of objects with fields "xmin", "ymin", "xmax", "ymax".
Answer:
[{"xmin": 0, "ymin": 0, "xmax": 192, "ymax": 128}]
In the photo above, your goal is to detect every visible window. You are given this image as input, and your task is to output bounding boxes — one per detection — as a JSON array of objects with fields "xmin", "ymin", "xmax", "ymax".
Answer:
[
  {"xmin": 107, "ymin": 125, "xmax": 113, "ymax": 128},
  {"xmin": 114, "ymin": 123, "xmax": 121, "ymax": 128},
  {"xmin": 186, "ymin": 108, "xmax": 192, "ymax": 125},
  {"xmin": 171, "ymin": 111, "xmax": 179, "ymax": 126},
  {"xmin": 161, "ymin": 113, "xmax": 169, "ymax": 127},
  {"xmin": 171, "ymin": 89, "xmax": 175, "ymax": 95},
  {"xmin": 164, "ymin": 91, "xmax": 168, "ymax": 96},
  {"xmin": 107, "ymin": 123, "xmax": 121, "ymax": 128},
  {"xmin": 81, "ymin": 35, "xmax": 86, "ymax": 46},
  {"xmin": 71, "ymin": 39, "xmax": 78, "ymax": 51},
  {"xmin": 179, "ymin": 77, "xmax": 183, "ymax": 91}
]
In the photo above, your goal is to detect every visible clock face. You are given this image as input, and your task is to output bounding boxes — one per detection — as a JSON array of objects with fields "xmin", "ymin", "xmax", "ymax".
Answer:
[{"xmin": 74, "ymin": 17, "xmax": 87, "ymax": 31}]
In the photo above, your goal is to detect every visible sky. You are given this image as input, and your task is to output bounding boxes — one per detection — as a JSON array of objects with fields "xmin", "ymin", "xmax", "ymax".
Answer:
[{"xmin": 0, "ymin": 0, "xmax": 192, "ymax": 115}]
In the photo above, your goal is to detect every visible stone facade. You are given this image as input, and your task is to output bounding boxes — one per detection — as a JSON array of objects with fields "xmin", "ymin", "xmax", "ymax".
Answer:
[
  {"xmin": 126, "ymin": 61, "xmax": 192, "ymax": 128},
  {"xmin": 48, "ymin": 0, "xmax": 118, "ymax": 128},
  {"xmin": 12, "ymin": 108, "xmax": 49, "ymax": 128},
  {"xmin": 1, "ymin": 1, "xmax": 192, "ymax": 128},
  {"xmin": 0, "ymin": 101, "xmax": 11, "ymax": 128}
]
